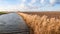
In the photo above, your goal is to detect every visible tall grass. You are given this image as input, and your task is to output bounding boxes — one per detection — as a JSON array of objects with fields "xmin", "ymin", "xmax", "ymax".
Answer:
[{"xmin": 18, "ymin": 12, "xmax": 60, "ymax": 34}]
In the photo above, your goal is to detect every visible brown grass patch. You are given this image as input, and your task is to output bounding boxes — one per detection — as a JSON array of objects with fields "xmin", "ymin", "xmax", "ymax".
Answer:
[{"xmin": 17, "ymin": 12, "xmax": 60, "ymax": 34}]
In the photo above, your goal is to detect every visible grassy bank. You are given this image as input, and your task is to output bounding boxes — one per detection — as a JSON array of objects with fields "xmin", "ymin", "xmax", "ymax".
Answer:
[{"xmin": 0, "ymin": 12, "xmax": 8, "ymax": 15}]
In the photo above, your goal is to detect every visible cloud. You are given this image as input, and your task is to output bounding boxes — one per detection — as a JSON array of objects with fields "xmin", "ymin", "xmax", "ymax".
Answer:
[
  {"xmin": 30, "ymin": 0, "xmax": 36, "ymax": 4},
  {"xmin": 21, "ymin": 0, "xmax": 26, "ymax": 4},
  {"xmin": 17, "ymin": 0, "xmax": 29, "ymax": 11},
  {"xmin": 49, "ymin": 0, "xmax": 56, "ymax": 5},
  {"xmin": 0, "ymin": 0, "xmax": 26, "ymax": 11},
  {"xmin": 28, "ymin": 0, "xmax": 36, "ymax": 6},
  {"xmin": 0, "ymin": 0, "xmax": 60, "ymax": 11},
  {"xmin": 0, "ymin": 4, "xmax": 28, "ymax": 11},
  {"xmin": 18, "ymin": 4, "xmax": 28, "ymax": 11},
  {"xmin": 0, "ymin": 5, "xmax": 18, "ymax": 11},
  {"xmin": 40, "ymin": 0, "xmax": 45, "ymax": 4},
  {"xmin": 18, "ymin": 0, "xmax": 60, "ymax": 11}
]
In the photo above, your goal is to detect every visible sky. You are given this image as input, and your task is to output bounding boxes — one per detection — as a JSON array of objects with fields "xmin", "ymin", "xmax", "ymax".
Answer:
[{"xmin": 0, "ymin": 0, "xmax": 60, "ymax": 11}]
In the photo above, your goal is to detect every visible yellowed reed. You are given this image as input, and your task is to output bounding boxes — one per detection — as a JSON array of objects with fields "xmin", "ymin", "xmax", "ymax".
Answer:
[{"xmin": 17, "ymin": 12, "xmax": 60, "ymax": 34}]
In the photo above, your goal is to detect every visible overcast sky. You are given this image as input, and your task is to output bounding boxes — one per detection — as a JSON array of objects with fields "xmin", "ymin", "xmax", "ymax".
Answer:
[{"xmin": 0, "ymin": 0, "xmax": 60, "ymax": 11}]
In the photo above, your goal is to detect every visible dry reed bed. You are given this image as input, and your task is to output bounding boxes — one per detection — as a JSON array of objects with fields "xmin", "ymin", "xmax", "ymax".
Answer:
[{"xmin": 17, "ymin": 12, "xmax": 60, "ymax": 34}]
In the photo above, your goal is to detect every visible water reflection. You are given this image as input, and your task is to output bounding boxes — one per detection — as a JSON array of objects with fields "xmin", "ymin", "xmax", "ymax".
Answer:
[{"xmin": 0, "ymin": 13, "xmax": 29, "ymax": 33}]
